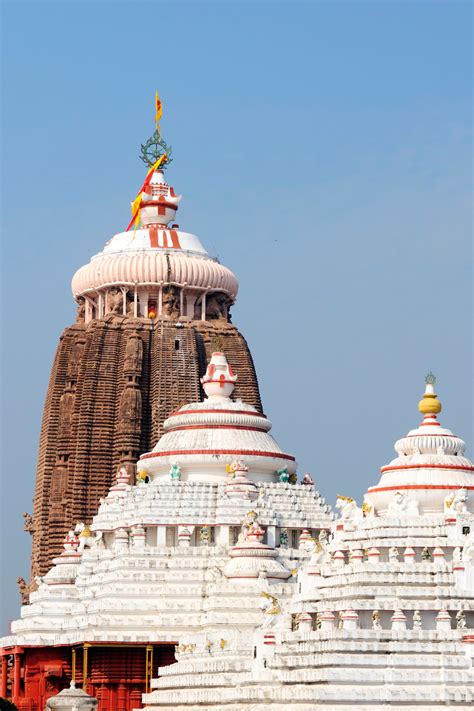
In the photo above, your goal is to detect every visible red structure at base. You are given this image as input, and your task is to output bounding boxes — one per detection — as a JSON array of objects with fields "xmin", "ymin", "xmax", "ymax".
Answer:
[{"xmin": 0, "ymin": 642, "xmax": 176, "ymax": 710}]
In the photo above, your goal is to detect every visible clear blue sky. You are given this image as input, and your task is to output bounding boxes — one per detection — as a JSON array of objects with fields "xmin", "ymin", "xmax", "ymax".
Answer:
[{"xmin": 1, "ymin": 0, "xmax": 472, "ymax": 630}]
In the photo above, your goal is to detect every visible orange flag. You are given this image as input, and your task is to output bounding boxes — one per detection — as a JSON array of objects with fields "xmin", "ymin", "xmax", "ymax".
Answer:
[{"xmin": 155, "ymin": 91, "xmax": 163, "ymax": 126}]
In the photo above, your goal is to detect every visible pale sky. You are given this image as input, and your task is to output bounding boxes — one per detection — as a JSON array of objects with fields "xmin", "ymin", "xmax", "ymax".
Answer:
[{"xmin": 1, "ymin": 0, "xmax": 472, "ymax": 631}]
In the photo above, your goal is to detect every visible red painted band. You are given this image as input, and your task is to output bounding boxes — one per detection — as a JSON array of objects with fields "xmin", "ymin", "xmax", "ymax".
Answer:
[
  {"xmin": 380, "ymin": 463, "xmax": 474, "ymax": 474},
  {"xmin": 368, "ymin": 484, "xmax": 474, "ymax": 493},
  {"xmin": 140, "ymin": 449, "xmax": 295, "ymax": 461},
  {"xmin": 141, "ymin": 200, "xmax": 177, "ymax": 210}
]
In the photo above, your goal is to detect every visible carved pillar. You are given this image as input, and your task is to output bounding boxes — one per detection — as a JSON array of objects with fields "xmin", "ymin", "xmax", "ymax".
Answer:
[
  {"xmin": 158, "ymin": 285, "xmax": 163, "ymax": 315},
  {"xmin": 13, "ymin": 651, "xmax": 21, "ymax": 699},
  {"xmin": 134, "ymin": 286, "xmax": 138, "ymax": 317},
  {"xmin": 179, "ymin": 288, "xmax": 184, "ymax": 316},
  {"xmin": 201, "ymin": 292, "xmax": 207, "ymax": 321},
  {"xmin": 118, "ymin": 332, "xmax": 144, "ymax": 470}
]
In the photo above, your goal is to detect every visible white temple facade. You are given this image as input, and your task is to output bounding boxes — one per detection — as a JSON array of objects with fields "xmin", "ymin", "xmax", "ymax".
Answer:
[
  {"xmin": 140, "ymin": 375, "xmax": 474, "ymax": 710},
  {"xmin": 1, "ymin": 354, "xmax": 333, "ymax": 653},
  {"xmin": 2, "ymin": 360, "xmax": 473, "ymax": 708}
]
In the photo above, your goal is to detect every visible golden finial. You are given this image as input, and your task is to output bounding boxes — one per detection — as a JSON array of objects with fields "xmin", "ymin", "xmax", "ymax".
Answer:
[{"xmin": 418, "ymin": 372, "xmax": 442, "ymax": 415}]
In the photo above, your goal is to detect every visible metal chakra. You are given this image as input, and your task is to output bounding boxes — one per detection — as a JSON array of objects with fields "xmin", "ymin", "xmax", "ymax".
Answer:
[
  {"xmin": 140, "ymin": 130, "xmax": 173, "ymax": 168},
  {"xmin": 425, "ymin": 371, "xmax": 436, "ymax": 386}
]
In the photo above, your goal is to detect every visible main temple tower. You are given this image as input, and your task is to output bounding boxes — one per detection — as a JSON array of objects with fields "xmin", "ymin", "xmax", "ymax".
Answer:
[{"xmin": 29, "ymin": 119, "xmax": 262, "ymax": 579}]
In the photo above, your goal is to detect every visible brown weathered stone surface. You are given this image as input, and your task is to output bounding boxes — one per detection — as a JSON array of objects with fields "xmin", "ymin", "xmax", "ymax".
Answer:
[{"xmin": 31, "ymin": 316, "xmax": 261, "ymax": 577}]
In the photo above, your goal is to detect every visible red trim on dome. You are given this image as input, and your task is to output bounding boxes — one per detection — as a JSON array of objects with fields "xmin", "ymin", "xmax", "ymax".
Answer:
[
  {"xmin": 167, "ymin": 424, "xmax": 268, "ymax": 433},
  {"xmin": 140, "ymin": 449, "xmax": 295, "ymax": 461},
  {"xmin": 141, "ymin": 200, "xmax": 178, "ymax": 210},
  {"xmin": 368, "ymin": 484, "xmax": 474, "ymax": 493},
  {"xmin": 380, "ymin": 463, "xmax": 474, "ymax": 474},
  {"xmin": 168, "ymin": 408, "xmax": 267, "ymax": 418}
]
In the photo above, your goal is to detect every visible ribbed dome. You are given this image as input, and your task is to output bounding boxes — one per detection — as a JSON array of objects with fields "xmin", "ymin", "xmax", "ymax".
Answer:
[{"xmin": 72, "ymin": 245, "xmax": 238, "ymax": 299}]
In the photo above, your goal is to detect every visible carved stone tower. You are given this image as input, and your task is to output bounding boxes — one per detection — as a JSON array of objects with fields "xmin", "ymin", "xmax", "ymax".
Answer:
[{"xmin": 29, "ymin": 129, "xmax": 262, "ymax": 579}]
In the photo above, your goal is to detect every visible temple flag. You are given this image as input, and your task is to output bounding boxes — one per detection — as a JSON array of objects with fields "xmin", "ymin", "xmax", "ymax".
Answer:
[{"xmin": 155, "ymin": 91, "xmax": 163, "ymax": 127}]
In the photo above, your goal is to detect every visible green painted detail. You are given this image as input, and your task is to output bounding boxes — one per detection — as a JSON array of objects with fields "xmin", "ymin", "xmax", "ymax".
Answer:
[{"xmin": 140, "ymin": 130, "xmax": 173, "ymax": 168}]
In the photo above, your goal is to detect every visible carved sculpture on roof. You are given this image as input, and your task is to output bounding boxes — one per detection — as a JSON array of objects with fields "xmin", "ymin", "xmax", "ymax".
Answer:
[
  {"xmin": 75, "ymin": 297, "xmax": 85, "ymax": 322},
  {"xmin": 279, "ymin": 528, "xmax": 289, "ymax": 548},
  {"xmin": 461, "ymin": 531, "xmax": 474, "ymax": 562},
  {"xmin": 162, "ymin": 285, "xmax": 180, "ymax": 318},
  {"xmin": 106, "ymin": 288, "xmax": 123, "ymax": 315},
  {"xmin": 278, "ymin": 467, "xmax": 290, "ymax": 483},
  {"xmin": 421, "ymin": 546, "xmax": 431, "ymax": 561},
  {"xmin": 372, "ymin": 610, "xmax": 382, "ymax": 630},
  {"xmin": 389, "ymin": 546, "xmax": 399, "ymax": 563},
  {"xmin": 74, "ymin": 522, "xmax": 95, "ymax": 552},
  {"xmin": 200, "ymin": 526, "xmax": 211, "ymax": 545},
  {"xmin": 456, "ymin": 609, "xmax": 467, "ymax": 629},
  {"xmin": 336, "ymin": 495, "xmax": 363, "ymax": 521},
  {"xmin": 239, "ymin": 510, "xmax": 262, "ymax": 542},
  {"xmin": 444, "ymin": 488, "xmax": 468, "ymax": 514},
  {"xmin": 136, "ymin": 469, "xmax": 149, "ymax": 485},
  {"xmin": 413, "ymin": 610, "xmax": 422, "ymax": 630},
  {"xmin": 23, "ymin": 512, "xmax": 34, "ymax": 534},
  {"xmin": 170, "ymin": 463, "xmax": 181, "ymax": 481},
  {"xmin": 387, "ymin": 490, "xmax": 419, "ymax": 516},
  {"xmin": 302, "ymin": 473, "xmax": 314, "ymax": 487},
  {"xmin": 17, "ymin": 577, "xmax": 29, "ymax": 605},
  {"xmin": 259, "ymin": 592, "xmax": 282, "ymax": 628},
  {"xmin": 206, "ymin": 292, "xmax": 227, "ymax": 320}
]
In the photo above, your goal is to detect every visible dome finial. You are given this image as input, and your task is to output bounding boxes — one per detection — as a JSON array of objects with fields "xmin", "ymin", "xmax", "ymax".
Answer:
[
  {"xmin": 201, "ymin": 352, "xmax": 237, "ymax": 400},
  {"xmin": 418, "ymin": 372, "xmax": 442, "ymax": 416},
  {"xmin": 140, "ymin": 91, "xmax": 173, "ymax": 169}
]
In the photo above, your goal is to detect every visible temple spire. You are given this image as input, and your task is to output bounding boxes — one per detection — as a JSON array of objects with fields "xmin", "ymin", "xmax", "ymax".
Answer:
[{"xmin": 418, "ymin": 372, "xmax": 442, "ymax": 419}]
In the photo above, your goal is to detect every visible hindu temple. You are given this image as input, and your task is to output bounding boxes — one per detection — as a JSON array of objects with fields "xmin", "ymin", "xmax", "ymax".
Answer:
[{"xmin": 1, "ymin": 104, "xmax": 473, "ymax": 710}]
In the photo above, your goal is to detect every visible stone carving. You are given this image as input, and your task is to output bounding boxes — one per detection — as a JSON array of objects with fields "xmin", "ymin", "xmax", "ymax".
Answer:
[
  {"xmin": 206, "ymin": 292, "xmax": 227, "ymax": 320},
  {"xmin": 362, "ymin": 498, "xmax": 374, "ymax": 517},
  {"xmin": 23, "ymin": 512, "xmax": 34, "ymax": 534},
  {"xmin": 453, "ymin": 546, "xmax": 462, "ymax": 562},
  {"xmin": 136, "ymin": 469, "xmax": 149, "ymax": 485},
  {"xmin": 118, "ymin": 386, "xmax": 142, "ymax": 432},
  {"xmin": 278, "ymin": 467, "xmax": 290, "ymax": 483},
  {"xmin": 17, "ymin": 576, "xmax": 29, "ymax": 605},
  {"xmin": 372, "ymin": 610, "xmax": 382, "ymax": 630},
  {"xmin": 413, "ymin": 610, "xmax": 422, "ymax": 630},
  {"xmin": 124, "ymin": 334, "xmax": 143, "ymax": 373},
  {"xmin": 170, "ymin": 463, "xmax": 181, "ymax": 481},
  {"xmin": 239, "ymin": 511, "xmax": 261, "ymax": 542},
  {"xmin": 301, "ymin": 473, "xmax": 314, "ymax": 486},
  {"xmin": 421, "ymin": 547, "xmax": 431, "ymax": 561},
  {"xmin": 107, "ymin": 288, "xmax": 123, "ymax": 314},
  {"xmin": 444, "ymin": 488, "xmax": 468, "ymax": 514},
  {"xmin": 387, "ymin": 490, "xmax": 419, "ymax": 516},
  {"xmin": 336, "ymin": 495, "xmax": 363, "ymax": 521},
  {"xmin": 200, "ymin": 526, "xmax": 211, "ymax": 545},
  {"xmin": 75, "ymin": 297, "xmax": 85, "ymax": 322},
  {"xmin": 461, "ymin": 531, "xmax": 474, "ymax": 562},
  {"xmin": 389, "ymin": 547, "xmax": 399, "ymax": 563},
  {"xmin": 279, "ymin": 528, "xmax": 289, "ymax": 548},
  {"xmin": 74, "ymin": 522, "xmax": 95, "ymax": 552},
  {"xmin": 162, "ymin": 286, "xmax": 180, "ymax": 318},
  {"xmin": 259, "ymin": 592, "xmax": 282, "ymax": 628},
  {"xmin": 456, "ymin": 609, "xmax": 467, "ymax": 629}
]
